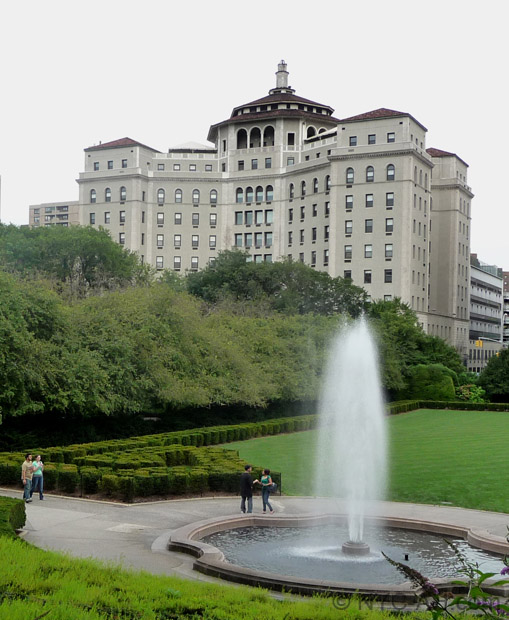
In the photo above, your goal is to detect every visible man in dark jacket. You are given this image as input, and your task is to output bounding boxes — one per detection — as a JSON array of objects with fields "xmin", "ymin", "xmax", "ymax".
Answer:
[{"xmin": 240, "ymin": 464, "xmax": 257, "ymax": 513}]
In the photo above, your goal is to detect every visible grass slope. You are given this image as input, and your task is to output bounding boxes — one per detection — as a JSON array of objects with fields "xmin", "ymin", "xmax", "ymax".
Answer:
[{"xmin": 228, "ymin": 409, "xmax": 509, "ymax": 513}]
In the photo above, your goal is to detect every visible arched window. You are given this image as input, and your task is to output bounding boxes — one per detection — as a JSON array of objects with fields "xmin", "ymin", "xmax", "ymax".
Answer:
[
  {"xmin": 105, "ymin": 188, "xmax": 111, "ymax": 202},
  {"xmin": 313, "ymin": 178, "xmax": 318, "ymax": 193},
  {"xmin": 263, "ymin": 126, "xmax": 275, "ymax": 147},
  {"xmin": 255, "ymin": 186, "xmax": 263, "ymax": 202},
  {"xmin": 250, "ymin": 127, "xmax": 261, "ymax": 148},
  {"xmin": 289, "ymin": 183, "xmax": 294, "ymax": 199},
  {"xmin": 366, "ymin": 166, "xmax": 374, "ymax": 182},
  {"xmin": 237, "ymin": 128, "xmax": 248, "ymax": 149},
  {"xmin": 236, "ymin": 188, "xmax": 244, "ymax": 204},
  {"xmin": 266, "ymin": 185, "xmax": 274, "ymax": 202},
  {"xmin": 346, "ymin": 168, "xmax": 354, "ymax": 184},
  {"xmin": 325, "ymin": 175, "xmax": 331, "ymax": 191},
  {"xmin": 192, "ymin": 189, "xmax": 200, "ymax": 204},
  {"xmin": 157, "ymin": 188, "xmax": 165, "ymax": 205},
  {"xmin": 318, "ymin": 128, "xmax": 326, "ymax": 134},
  {"xmin": 175, "ymin": 189, "xmax": 182, "ymax": 203},
  {"xmin": 90, "ymin": 189, "xmax": 96, "ymax": 203},
  {"xmin": 210, "ymin": 189, "xmax": 217, "ymax": 204},
  {"xmin": 387, "ymin": 164, "xmax": 395, "ymax": 181},
  {"xmin": 246, "ymin": 186, "xmax": 253, "ymax": 203},
  {"xmin": 301, "ymin": 181, "xmax": 306, "ymax": 197},
  {"xmin": 306, "ymin": 126, "xmax": 316, "ymax": 138},
  {"xmin": 120, "ymin": 186, "xmax": 126, "ymax": 201}
]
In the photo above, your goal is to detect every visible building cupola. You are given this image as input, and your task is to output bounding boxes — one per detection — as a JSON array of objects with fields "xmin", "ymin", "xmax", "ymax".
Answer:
[{"xmin": 269, "ymin": 60, "xmax": 295, "ymax": 95}]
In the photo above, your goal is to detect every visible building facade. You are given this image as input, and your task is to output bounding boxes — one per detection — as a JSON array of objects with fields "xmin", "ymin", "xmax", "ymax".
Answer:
[
  {"xmin": 31, "ymin": 62, "xmax": 475, "ymax": 355},
  {"xmin": 468, "ymin": 255, "xmax": 503, "ymax": 373},
  {"xmin": 29, "ymin": 201, "xmax": 80, "ymax": 228}
]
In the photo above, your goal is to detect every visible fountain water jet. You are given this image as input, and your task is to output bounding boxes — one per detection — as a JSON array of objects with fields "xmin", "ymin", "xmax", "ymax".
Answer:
[{"xmin": 314, "ymin": 318, "xmax": 387, "ymax": 552}]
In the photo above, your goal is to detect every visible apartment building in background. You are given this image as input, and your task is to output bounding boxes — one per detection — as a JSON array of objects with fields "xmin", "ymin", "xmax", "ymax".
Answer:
[
  {"xmin": 468, "ymin": 255, "xmax": 503, "ymax": 373},
  {"xmin": 29, "ymin": 201, "xmax": 80, "ymax": 227},
  {"xmin": 30, "ymin": 61, "xmax": 474, "ymax": 357}
]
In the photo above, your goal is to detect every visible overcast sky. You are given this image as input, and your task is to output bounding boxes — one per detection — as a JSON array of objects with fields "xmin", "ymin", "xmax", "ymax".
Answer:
[{"xmin": 1, "ymin": 0, "xmax": 506, "ymax": 268}]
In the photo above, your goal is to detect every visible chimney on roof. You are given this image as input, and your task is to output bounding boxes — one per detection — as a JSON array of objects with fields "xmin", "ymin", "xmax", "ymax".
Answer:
[{"xmin": 269, "ymin": 60, "xmax": 295, "ymax": 95}]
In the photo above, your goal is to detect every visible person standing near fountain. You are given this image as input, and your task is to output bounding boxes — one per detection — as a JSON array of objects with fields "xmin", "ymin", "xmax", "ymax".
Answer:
[
  {"xmin": 258, "ymin": 469, "xmax": 275, "ymax": 514},
  {"xmin": 240, "ymin": 465, "xmax": 257, "ymax": 514}
]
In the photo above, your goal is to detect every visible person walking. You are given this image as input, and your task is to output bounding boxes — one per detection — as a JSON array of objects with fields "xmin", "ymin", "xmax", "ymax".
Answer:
[
  {"xmin": 240, "ymin": 464, "xmax": 257, "ymax": 514},
  {"xmin": 30, "ymin": 455, "xmax": 44, "ymax": 500},
  {"xmin": 21, "ymin": 454, "xmax": 33, "ymax": 503},
  {"xmin": 259, "ymin": 468, "xmax": 275, "ymax": 514}
]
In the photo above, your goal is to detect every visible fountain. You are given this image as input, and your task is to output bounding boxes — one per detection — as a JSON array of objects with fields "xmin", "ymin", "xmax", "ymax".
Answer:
[{"xmin": 314, "ymin": 318, "xmax": 386, "ymax": 555}]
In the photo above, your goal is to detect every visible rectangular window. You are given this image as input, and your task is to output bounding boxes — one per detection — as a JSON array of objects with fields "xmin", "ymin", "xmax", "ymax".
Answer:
[
  {"xmin": 287, "ymin": 157, "xmax": 295, "ymax": 166},
  {"xmin": 244, "ymin": 233, "xmax": 252, "ymax": 247},
  {"xmin": 235, "ymin": 211, "xmax": 243, "ymax": 225},
  {"xmin": 324, "ymin": 225, "xmax": 329, "ymax": 241},
  {"xmin": 346, "ymin": 195, "xmax": 353, "ymax": 209},
  {"xmin": 142, "ymin": 191, "xmax": 146, "ymax": 202},
  {"xmin": 210, "ymin": 213, "xmax": 217, "ymax": 226},
  {"xmin": 245, "ymin": 210, "xmax": 253, "ymax": 225},
  {"xmin": 173, "ymin": 163, "xmax": 180, "ymax": 171},
  {"xmin": 368, "ymin": 134, "xmax": 376, "ymax": 145},
  {"xmin": 209, "ymin": 235, "xmax": 216, "ymax": 249},
  {"xmin": 300, "ymin": 206, "xmax": 305, "ymax": 220},
  {"xmin": 156, "ymin": 256, "xmax": 164, "ymax": 270},
  {"xmin": 366, "ymin": 194, "xmax": 374, "ymax": 208},
  {"xmin": 288, "ymin": 231, "xmax": 293, "ymax": 245},
  {"xmin": 251, "ymin": 159, "xmax": 258, "ymax": 169},
  {"xmin": 299, "ymin": 229, "xmax": 305, "ymax": 243},
  {"xmin": 312, "ymin": 227, "xmax": 317, "ymax": 241},
  {"xmin": 265, "ymin": 232, "xmax": 272, "ymax": 247},
  {"xmin": 255, "ymin": 232, "xmax": 263, "ymax": 247},
  {"xmin": 89, "ymin": 213, "xmax": 95, "ymax": 224},
  {"xmin": 235, "ymin": 233, "xmax": 243, "ymax": 247},
  {"xmin": 265, "ymin": 157, "xmax": 272, "ymax": 169},
  {"xmin": 384, "ymin": 294, "xmax": 392, "ymax": 301},
  {"xmin": 174, "ymin": 212, "xmax": 182, "ymax": 225},
  {"xmin": 345, "ymin": 220, "xmax": 353, "ymax": 234},
  {"xmin": 324, "ymin": 202, "xmax": 330, "ymax": 216},
  {"xmin": 205, "ymin": 164, "xmax": 212, "ymax": 171},
  {"xmin": 344, "ymin": 245, "xmax": 352, "ymax": 259},
  {"xmin": 93, "ymin": 162, "xmax": 99, "ymax": 171},
  {"xmin": 386, "ymin": 192, "xmax": 394, "ymax": 207},
  {"xmin": 192, "ymin": 213, "xmax": 199, "ymax": 226},
  {"xmin": 255, "ymin": 210, "xmax": 263, "ymax": 225},
  {"xmin": 157, "ymin": 234, "xmax": 164, "ymax": 248},
  {"xmin": 384, "ymin": 269, "xmax": 393, "ymax": 283},
  {"xmin": 324, "ymin": 249, "xmax": 329, "ymax": 265},
  {"xmin": 364, "ymin": 270, "xmax": 372, "ymax": 284},
  {"xmin": 385, "ymin": 243, "xmax": 393, "ymax": 258},
  {"xmin": 157, "ymin": 163, "xmax": 165, "ymax": 171},
  {"xmin": 364, "ymin": 244, "xmax": 373, "ymax": 258},
  {"xmin": 154, "ymin": 212, "xmax": 163, "ymax": 226},
  {"xmin": 385, "ymin": 218, "xmax": 394, "ymax": 232},
  {"xmin": 189, "ymin": 164, "xmax": 196, "ymax": 171},
  {"xmin": 238, "ymin": 160, "xmax": 244, "ymax": 171},
  {"xmin": 174, "ymin": 234, "xmax": 181, "ymax": 248},
  {"xmin": 141, "ymin": 211, "xmax": 145, "ymax": 223},
  {"xmin": 287, "ymin": 132, "xmax": 295, "ymax": 146},
  {"xmin": 141, "ymin": 233, "xmax": 144, "ymax": 246},
  {"xmin": 104, "ymin": 212, "xmax": 110, "ymax": 224},
  {"xmin": 387, "ymin": 132, "xmax": 395, "ymax": 143},
  {"xmin": 265, "ymin": 209, "xmax": 273, "ymax": 224},
  {"xmin": 288, "ymin": 208, "xmax": 293, "ymax": 223},
  {"xmin": 122, "ymin": 159, "xmax": 128, "ymax": 168},
  {"xmin": 119, "ymin": 232, "xmax": 125, "ymax": 245},
  {"xmin": 365, "ymin": 219, "xmax": 373, "ymax": 233},
  {"xmin": 312, "ymin": 204, "xmax": 318, "ymax": 217},
  {"xmin": 107, "ymin": 160, "xmax": 113, "ymax": 169},
  {"xmin": 173, "ymin": 256, "xmax": 181, "ymax": 270},
  {"xmin": 192, "ymin": 235, "xmax": 199, "ymax": 247},
  {"xmin": 349, "ymin": 136, "xmax": 357, "ymax": 146},
  {"xmin": 344, "ymin": 270, "xmax": 352, "ymax": 280},
  {"xmin": 119, "ymin": 210, "xmax": 126, "ymax": 223},
  {"xmin": 311, "ymin": 250, "xmax": 316, "ymax": 266}
]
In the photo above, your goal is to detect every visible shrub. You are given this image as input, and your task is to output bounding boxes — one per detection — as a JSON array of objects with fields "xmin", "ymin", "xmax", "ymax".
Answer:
[
  {"xmin": 118, "ymin": 476, "xmax": 135, "ymax": 503},
  {"xmin": 152, "ymin": 472, "xmax": 171, "ymax": 495},
  {"xmin": 58, "ymin": 464, "xmax": 79, "ymax": 493},
  {"xmin": 99, "ymin": 474, "xmax": 119, "ymax": 496},
  {"xmin": 189, "ymin": 469, "xmax": 208, "ymax": 494},
  {"xmin": 397, "ymin": 364, "xmax": 457, "ymax": 401},
  {"xmin": 43, "ymin": 463, "xmax": 58, "ymax": 490},
  {"xmin": 133, "ymin": 472, "xmax": 154, "ymax": 497},
  {"xmin": 0, "ymin": 496, "xmax": 25, "ymax": 537},
  {"xmin": 170, "ymin": 469, "xmax": 189, "ymax": 494},
  {"xmin": 80, "ymin": 467, "xmax": 102, "ymax": 494},
  {"xmin": 0, "ymin": 460, "xmax": 21, "ymax": 485}
]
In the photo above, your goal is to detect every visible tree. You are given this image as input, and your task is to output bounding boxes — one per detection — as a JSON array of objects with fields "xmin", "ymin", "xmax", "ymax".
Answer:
[{"xmin": 478, "ymin": 349, "xmax": 509, "ymax": 401}]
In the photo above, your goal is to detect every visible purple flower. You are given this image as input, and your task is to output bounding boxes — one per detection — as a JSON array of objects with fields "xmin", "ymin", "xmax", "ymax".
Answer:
[{"xmin": 501, "ymin": 566, "xmax": 509, "ymax": 575}]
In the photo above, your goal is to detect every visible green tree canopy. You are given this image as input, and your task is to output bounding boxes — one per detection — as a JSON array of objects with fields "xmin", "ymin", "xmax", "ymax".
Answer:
[{"xmin": 478, "ymin": 349, "xmax": 509, "ymax": 401}]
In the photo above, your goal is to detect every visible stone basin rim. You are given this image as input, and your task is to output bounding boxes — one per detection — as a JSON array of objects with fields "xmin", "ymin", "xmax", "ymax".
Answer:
[{"xmin": 168, "ymin": 512, "xmax": 509, "ymax": 600}]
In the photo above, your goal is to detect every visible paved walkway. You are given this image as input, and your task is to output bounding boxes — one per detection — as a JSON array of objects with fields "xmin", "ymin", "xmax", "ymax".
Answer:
[{"xmin": 2, "ymin": 488, "xmax": 508, "ymax": 583}]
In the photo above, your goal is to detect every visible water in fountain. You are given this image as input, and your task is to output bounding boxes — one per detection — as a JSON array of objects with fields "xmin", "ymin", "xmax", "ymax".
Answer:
[{"xmin": 314, "ymin": 318, "xmax": 387, "ymax": 547}]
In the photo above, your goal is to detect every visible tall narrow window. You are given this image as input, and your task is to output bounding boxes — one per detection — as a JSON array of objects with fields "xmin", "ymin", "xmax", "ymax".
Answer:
[
  {"xmin": 175, "ymin": 189, "xmax": 182, "ymax": 203},
  {"xmin": 105, "ymin": 188, "xmax": 111, "ymax": 202},
  {"xmin": 313, "ymin": 178, "xmax": 318, "ymax": 193},
  {"xmin": 120, "ymin": 186, "xmax": 126, "ymax": 201},
  {"xmin": 289, "ymin": 183, "xmax": 294, "ymax": 200},
  {"xmin": 236, "ymin": 188, "xmax": 244, "ymax": 204},
  {"xmin": 266, "ymin": 185, "xmax": 273, "ymax": 201},
  {"xmin": 385, "ymin": 243, "xmax": 393, "ymax": 258},
  {"xmin": 387, "ymin": 164, "xmax": 395, "ymax": 181},
  {"xmin": 366, "ymin": 166, "xmax": 374, "ymax": 182},
  {"xmin": 325, "ymin": 175, "xmax": 331, "ymax": 191},
  {"xmin": 301, "ymin": 181, "xmax": 306, "ymax": 197},
  {"xmin": 157, "ymin": 234, "xmax": 164, "ymax": 248},
  {"xmin": 346, "ymin": 168, "xmax": 354, "ymax": 184},
  {"xmin": 366, "ymin": 194, "xmax": 374, "ymax": 208},
  {"xmin": 246, "ymin": 187, "xmax": 253, "ymax": 203},
  {"xmin": 364, "ymin": 244, "xmax": 373, "ymax": 258},
  {"xmin": 210, "ymin": 189, "xmax": 217, "ymax": 204},
  {"xmin": 192, "ymin": 189, "xmax": 200, "ymax": 204},
  {"xmin": 157, "ymin": 189, "xmax": 165, "ymax": 205},
  {"xmin": 119, "ymin": 232, "xmax": 125, "ymax": 244},
  {"xmin": 157, "ymin": 212, "xmax": 164, "ymax": 225},
  {"xmin": 89, "ymin": 213, "xmax": 95, "ymax": 224},
  {"xmin": 255, "ymin": 186, "xmax": 263, "ymax": 202},
  {"xmin": 345, "ymin": 195, "xmax": 353, "ymax": 209},
  {"xmin": 90, "ymin": 189, "xmax": 96, "ymax": 203}
]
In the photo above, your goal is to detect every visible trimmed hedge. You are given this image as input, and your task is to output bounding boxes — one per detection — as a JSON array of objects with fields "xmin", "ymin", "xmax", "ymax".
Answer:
[{"xmin": 0, "ymin": 496, "xmax": 25, "ymax": 537}]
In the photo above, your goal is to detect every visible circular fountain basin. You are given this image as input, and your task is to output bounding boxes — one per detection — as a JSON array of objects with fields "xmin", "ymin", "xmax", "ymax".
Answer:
[{"xmin": 169, "ymin": 513, "xmax": 509, "ymax": 601}]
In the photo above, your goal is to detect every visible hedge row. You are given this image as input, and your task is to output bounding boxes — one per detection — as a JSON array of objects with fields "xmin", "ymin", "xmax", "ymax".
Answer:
[
  {"xmin": 386, "ymin": 400, "xmax": 509, "ymax": 414},
  {"xmin": 0, "ymin": 496, "xmax": 25, "ymax": 537}
]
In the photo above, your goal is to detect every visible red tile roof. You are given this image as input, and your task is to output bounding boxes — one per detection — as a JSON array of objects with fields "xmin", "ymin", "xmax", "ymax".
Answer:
[
  {"xmin": 427, "ymin": 147, "xmax": 468, "ymax": 167},
  {"xmin": 340, "ymin": 107, "xmax": 427, "ymax": 131},
  {"xmin": 84, "ymin": 137, "xmax": 160, "ymax": 152}
]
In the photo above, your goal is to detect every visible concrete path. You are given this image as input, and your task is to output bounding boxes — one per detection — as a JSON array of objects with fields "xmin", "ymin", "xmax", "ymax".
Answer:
[{"xmin": 2, "ymin": 488, "xmax": 508, "ymax": 582}]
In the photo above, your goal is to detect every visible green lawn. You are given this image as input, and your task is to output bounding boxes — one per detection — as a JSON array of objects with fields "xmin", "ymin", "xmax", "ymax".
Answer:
[{"xmin": 227, "ymin": 409, "xmax": 509, "ymax": 513}]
